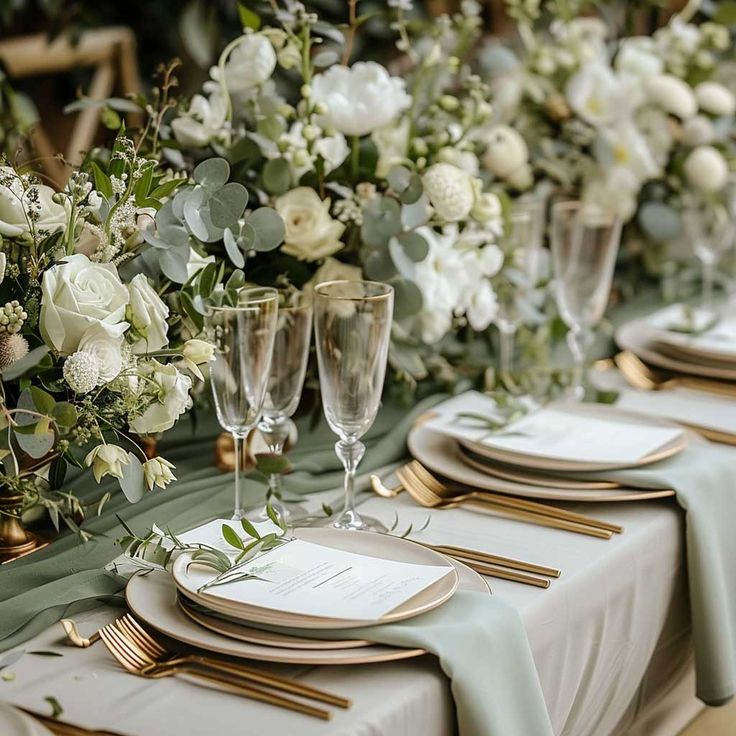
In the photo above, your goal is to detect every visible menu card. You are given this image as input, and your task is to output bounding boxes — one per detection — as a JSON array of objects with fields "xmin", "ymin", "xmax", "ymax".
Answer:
[
  {"xmin": 424, "ymin": 391, "xmax": 684, "ymax": 465},
  {"xmin": 178, "ymin": 534, "xmax": 453, "ymax": 621}
]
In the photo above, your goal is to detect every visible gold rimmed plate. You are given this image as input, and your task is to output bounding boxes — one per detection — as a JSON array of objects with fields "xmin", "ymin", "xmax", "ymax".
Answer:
[{"xmin": 172, "ymin": 527, "xmax": 458, "ymax": 630}]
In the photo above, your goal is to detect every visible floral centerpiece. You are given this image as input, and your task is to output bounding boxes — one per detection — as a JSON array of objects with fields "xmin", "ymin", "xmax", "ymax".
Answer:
[
  {"xmin": 483, "ymin": 0, "xmax": 736, "ymax": 286},
  {"xmin": 0, "ymin": 131, "xmax": 266, "ymax": 554}
]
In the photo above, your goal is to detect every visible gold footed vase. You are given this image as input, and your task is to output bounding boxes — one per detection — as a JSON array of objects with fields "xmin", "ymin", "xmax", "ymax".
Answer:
[{"xmin": 0, "ymin": 488, "xmax": 42, "ymax": 563}]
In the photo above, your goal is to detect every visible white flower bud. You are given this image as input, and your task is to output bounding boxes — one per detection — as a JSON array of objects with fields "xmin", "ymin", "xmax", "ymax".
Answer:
[
  {"xmin": 684, "ymin": 146, "xmax": 729, "ymax": 192},
  {"xmin": 143, "ymin": 456, "xmax": 177, "ymax": 491},
  {"xmin": 695, "ymin": 82, "xmax": 736, "ymax": 117},
  {"xmin": 85, "ymin": 444, "xmax": 129, "ymax": 483}
]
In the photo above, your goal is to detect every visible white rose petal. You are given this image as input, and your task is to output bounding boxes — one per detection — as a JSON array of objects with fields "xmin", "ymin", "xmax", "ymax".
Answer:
[
  {"xmin": 313, "ymin": 133, "xmax": 350, "ymax": 174},
  {"xmin": 0, "ymin": 167, "xmax": 67, "ymax": 238},
  {"xmin": 275, "ymin": 187, "xmax": 345, "ymax": 261},
  {"xmin": 645, "ymin": 75, "xmax": 697, "ymax": 119},
  {"xmin": 40, "ymin": 253, "xmax": 129, "ymax": 355},
  {"xmin": 694, "ymin": 82, "xmax": 736, "ymax": 117},
  {"xmin": 78, "ymin": 322, "xmax": 126, "ymax": 383},
  {"xmin": 127, "ymin": 273, "xmax": 170, "ymax": 354},
  {"xmin": 311, "ymin": 61, "xmax": 411, "ymax": 137},
  {"xmin": 684, "ymin": 146, "xmax": 729, "ymax": 192},
  {"xmin": 130, "ymin": 360, "xmax": 193, "ymax": 435}
]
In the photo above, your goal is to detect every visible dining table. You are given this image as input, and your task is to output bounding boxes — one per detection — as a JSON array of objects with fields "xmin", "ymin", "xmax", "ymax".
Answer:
[{"xmin": 0, "ymin": 294, "xmax": 724, "ymax": 736}]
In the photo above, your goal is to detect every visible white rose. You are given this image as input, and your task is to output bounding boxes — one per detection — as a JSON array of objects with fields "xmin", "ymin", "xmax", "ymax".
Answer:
[
  {"xmin": 143, "ymin": 456, "xmax": 177, "ymax": 491},
  {"xmin": 313, "ymin": 133, "xmax": 350, "ymax": 174},
  {"xmin": 694, "ymin": 82, "xmax": 736, "ymax": 117},
  {"xmin": 422, "ymin": 163, "xmax": 476, "ymax": 222},
  {"xmin": 130, "ymin": 360, "xmax": 193, "ymax": 435},
  {"xmin": 645, "ymin": 75, "xmax": 697, "ymax": 119},
  {"xmin": 85, "ymin": 444, "xmax": 129, "ymax": 483},
  {"xmin": 372, "ymin": 118, "xmax": 410, "ymax": 178},
  {"xmin": 127, "ymin": 273, "xmax": 170, "ymax": 354},
  {"xmin": 483, "ymin": 126, "xmax": 529, "ymax": 179},
  {"xmin": 40, "ymin": 253, "xmax": 129, "ymax": 355},
  {"xmin": 684, "ymin": 146, "xmax": 729, "ymax": 192},
  {"xmin": 682, "ymin": 115, "xmax": 715, "ymax": 146},
  {"xmin": 311, "ymin": 62, "xmax": 411, "ymax": 137},
  {"xmin": 171, "ymin": 93, "xmax": 228, "ymax": 148},
  {"xmin": 78, "ymin": 322, "xmax": 126, "ymax": 383},
  {"xmin": 219, "ymin": 34, "xmax": 276, "ymax": 92},
  {"xmin": 186, "ymin": 250, "xmax": 216, "ymax": 279},
  {"xmin": 275, "ymin": 187, "xmax": 345, "ymax": 261},
  {"xmin": 0, "ymin": 167, "xmax": 67, "ymax": 238}
]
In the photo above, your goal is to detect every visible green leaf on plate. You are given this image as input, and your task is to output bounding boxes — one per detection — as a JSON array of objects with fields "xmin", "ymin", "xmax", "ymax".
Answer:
[{"xmin": 222, "ymin": 523, "xmax": 245, "ymax": 550}]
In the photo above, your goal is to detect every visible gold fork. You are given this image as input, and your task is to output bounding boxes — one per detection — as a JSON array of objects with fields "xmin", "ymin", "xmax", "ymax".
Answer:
[
  {"xmin": 397, "ymin": 464, "xmax": 613, "ymax": 539},
  {"xmin": 114, "ymin": 614, "xmax": 350, "ymax": 709},
  {"xmin": 98, "ymin": 623, "xmax": 333, "ymax": 720}
]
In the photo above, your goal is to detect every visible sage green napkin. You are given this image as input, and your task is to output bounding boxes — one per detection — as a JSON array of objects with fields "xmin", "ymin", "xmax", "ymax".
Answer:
[
  {"xmin": 254, "ymin": 591, "xmax": 553, "ymax": 736},
  {"xmin": 0, "ymin": 396, "xmax": 443, "ymax": 651},
  {"xmin": 593, "ymin": 443, "xmax": 736, "ymax": 706}
]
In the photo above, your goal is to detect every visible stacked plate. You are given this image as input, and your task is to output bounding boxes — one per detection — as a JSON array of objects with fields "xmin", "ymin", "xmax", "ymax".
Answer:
[
  {"xmin": 408, "ymin": 392, "xmax": 689, "ymax": 502},
  {"xmin": 125, "ymin": 527, "xmax": 490, "ymax": 666},
  {"xmin": 616, "ymin": 303, "xmax": 736, "ymax": 381}
]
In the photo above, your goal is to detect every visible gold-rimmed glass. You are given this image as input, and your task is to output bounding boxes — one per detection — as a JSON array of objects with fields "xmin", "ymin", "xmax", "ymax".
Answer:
[
  {"xmin": 206, "ymin": 287, "xmax": 278, "ymax": 520},
  {"xmin": 313, "ymin": 280, "xmax": 394, "ymax": 531},
  {"xmin": 254, "ymin": 292, "xmax": 312, "ymax": 523}
]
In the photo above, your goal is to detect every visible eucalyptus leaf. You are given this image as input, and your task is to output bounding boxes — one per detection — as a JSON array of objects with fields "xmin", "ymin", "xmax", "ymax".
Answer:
[
  {"xmin": 2, "ymin": 346, "xmax": 50, "ymax": 381},
  {"xmin": 209, "ymin": 182, "xmax": 248, "ymax": 228},
  {"xmin": 119, "ymin": 453, "xmax": 146, "ymax": 503},
  {"xmin": 389, "ymin": 277, "xmax": 423, "ymax": 320},
  {"xmin": 313, "ymin": 49, "xmax": 339, "ymax": 68},
  {"xmin": 396, "ymin": 231, "xmax": 429, "ymax": 262},
  {"xmin": 193, "ymin": 158, "xmax": 230, "ymax": 191},
  {"xmin": 362, "ymin": 248, "xmax": 397, "ymax": 281},
  {"xmin": 262, "ymin": 158, "xmax": 291, "ymax": 195},
  {"xmin": 183, "ymin": 190, "xmax": 210, "ymax": 241},
  {"xmin": 160, "ymin": 246, "xmax": 192, "ymax": 284},
  {"xmin": 223, "ymin": 227, "xmax": 245, "ymax": 268},
  {"xmin": 247, "ymin": 207, "xmax": 285, "ymax": 251},
  {"xmin": 387, "ymin": 165, "xmax": 411, "ymax": 193}
]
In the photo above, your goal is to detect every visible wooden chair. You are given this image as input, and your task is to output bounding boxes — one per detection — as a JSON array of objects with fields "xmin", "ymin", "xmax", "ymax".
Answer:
[{"xmin": 0, "ymin": 27, "xmax": 141, "ymax": 187}]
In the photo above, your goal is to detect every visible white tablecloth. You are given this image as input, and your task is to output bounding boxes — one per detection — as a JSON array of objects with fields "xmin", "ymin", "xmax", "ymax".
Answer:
[{"xmin": 0, "ymin": 494, "xmax": 701, "ymax": 736}]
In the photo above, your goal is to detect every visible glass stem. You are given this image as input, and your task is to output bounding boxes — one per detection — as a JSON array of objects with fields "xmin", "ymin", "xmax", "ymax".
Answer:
[
  {"xmin": 498, "ymin": 320, "xmax": 517, "ymax": 377},
  {"xmin": 336, "ymin": 439, "xmax": 365, "ymax": 520},
  {"xmin": 702, "ymin": 258, "xmax": 715, "ymax": 315},
  {"xmin": 262, "ymin": 418, "xmax": 290, "ymax": 507},
  {"xmin": 231, "ymin": 432, "xmax": 243, "ymax": 520},
  {"xmin": 567, "ymin": 325, "xmax": 592, "ymax": 401}
]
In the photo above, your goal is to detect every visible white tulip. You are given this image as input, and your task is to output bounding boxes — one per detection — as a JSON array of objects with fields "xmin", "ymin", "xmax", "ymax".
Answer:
[
  {"xmin": 694, "ymin": 82, "xmax": 736, "ymax": 117},
  {"xmin": 127, "ymin": 273, "xmax": 170, "ymax": 354},
  {"xmin": 483, "ymin": 126, "xmax": 529, "ymax": 178},
  {"xmin": 422, "ymin": 163, "xmax": 477, "ymax": 223},
  {"xmin": 311, "ymin": 62, "xmax": 411, "ymax": 137},
  {"xmin": 684, "ymin": 146, "xmax": 729, "ymax": 192},
  {"xmin": 78, "ymin": 322, "xmax": 126, "ymax": 383},
  {"xmin": 85, "ymin": 444, "xmax": 129, "ymax": 483},
  {"xmin": 646, "ymin": 75, "xmax": 697, "ymax": 119},
  {"xmin": 142, "ymin": 457, "xmax": 177, "ymax": 491},
  {"xmin": 40, "ymin": 254, "xmax": 129, "ymax": 355}
]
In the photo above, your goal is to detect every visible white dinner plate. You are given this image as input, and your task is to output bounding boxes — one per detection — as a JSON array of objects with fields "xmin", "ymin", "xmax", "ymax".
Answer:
[
  {"xmin": 456, "ymin": 403, "xmax": 686, "ymax": 473},
  {"xmin": 0, "ymin": 702, "xmax": 53, "ymax": 736},
  {"xmin": 616, "ymin": 317, "xmax": 736, "ymax": 381},
  {"xmin": 172, "ymin": 527, "xmax": 458, "ymax": 630},
  {"xmin": 408, "ymin": 423, "xmax": 677, "ymax": 502},
  {"xmin": 126, "ymin": 556, "xmax": 488, "ymax": 665}
]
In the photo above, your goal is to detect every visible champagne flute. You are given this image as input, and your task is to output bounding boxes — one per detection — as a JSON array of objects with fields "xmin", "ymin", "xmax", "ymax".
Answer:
[
  {"xmin": 314, "ymin": 280, "xmax": 393, "ymax": 531},
  {"xmin": 254, "ymin": 292, "xmax": 312, "ymax": 523},
  {"xmin": 496, "ymin": 207, "xmax": 535, "ymax": 377},
  {"xmin": 551, "ymin": 201, "xmax": 622, "ymax": 401},
  {"xmin": 682, "ymin": 194, "xmax": 734, "ymax": 320},
  {"xmin": 206, "ymin": 287, "xmax": 278, "ymax": 520}
]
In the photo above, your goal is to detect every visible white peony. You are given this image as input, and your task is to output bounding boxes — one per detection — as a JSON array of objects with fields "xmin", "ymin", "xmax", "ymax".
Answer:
[
  {"xmin": 422, "ymin": 163, "xmax": 476, "ymax": 222},
  {"xmin": 483, "ymin": 126, "xmax": 529, "ymax": 179},
  {"xmin": 682, "ymin": 115, "xmax": 715, "ymax": 146},
  {"xmin": 78, "ymin": 322, "xmax": 126, "ymax": 383},
  {"xmin": 566, "ymin": 64, "xmax": 628, "ymax": 126},
  {"xmin": 130, "ymin": 360, "xmax": 193, "ymax": 435},
  {"xmin": 142, "ymin": 457, "xmax": 177, "ymax": 491},
  {"xmin": 127, "ymin": 274, "xmax": 170, "ymax": 354},
  {"xmin": 171, "ymin": 93, "xmax": 228, "ymax": 148},
  {"xmin": 218, "ymin": 34, "xmax": 276, "ymax": 93},
  {"xmin": 40, "ymin": 254, "xmax": 129, "ymax": 355},
  {"xmin": 694, "ymin": 82, "xmax": 736, "ymax": 117},
  {"xmin": 684, "ymin": 146, "xmax": 729, "ymax": 192},
  {"xmin": 311, "ymin": 62, "xmax": 411, "ymax": 137},
  {"xmin": 372, "ymin": 118, "xmax": 410, "ymax": 178},
  {"xmin": 275, "ymin": 187, "xmax": 345, "ymax": 261},
  {"xmin": 645, "ymin": 75, "xmax": 697, "ymax": 119},
  {"xmin": 0, "ymin": 167, "xmax": 67, "ymax": 238},
  {"xmin": 85, "ymin": 444, "xmax": 129, "ymax": 483}
]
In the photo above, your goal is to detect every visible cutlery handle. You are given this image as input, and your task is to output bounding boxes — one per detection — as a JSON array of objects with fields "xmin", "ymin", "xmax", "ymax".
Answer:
[
  {"xmin": 465, "ymin": 499, "xmax": 613, "ymax": 539},
  {"xmin": 471, "ymin": 490, "xmax": 623, "ymax": 534},
  {"xmin": 678, "ymin": 377, "xmax": 736, "ymax": 398},
  {"xmin": 432, "ymin": 544, "xmax": 561, "ymax": 578},
  {"xmin": 462, "ymin": 560, "xmax": 550, "ymax": 588},
  {"xmin": 187, "ymin": 656, "xmax": 351, "ymax": 708},
  {"xmin": 182, "ymin": 665, "xmax": 332, "ymax": 720}
]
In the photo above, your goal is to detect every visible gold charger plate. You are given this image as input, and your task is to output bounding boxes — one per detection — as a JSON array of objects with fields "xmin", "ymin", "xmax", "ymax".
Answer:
[
  {"xmin": 125, "ymin": 557, "xmax": 488, "ymax": 665},
  {"xmin": 616, "ymin": 318, "xmax": 736, "ymax": 381},
  {"xmin": 408, "ymin": 423, "xmax": 676, "ymax": 502},
  {"xmin": 457, "ymin": 403, "xmax": 686, "ymax": 473},
  {"xmin": 172, "ymin": 527, "xmax": 458, "ymax": 630}
]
